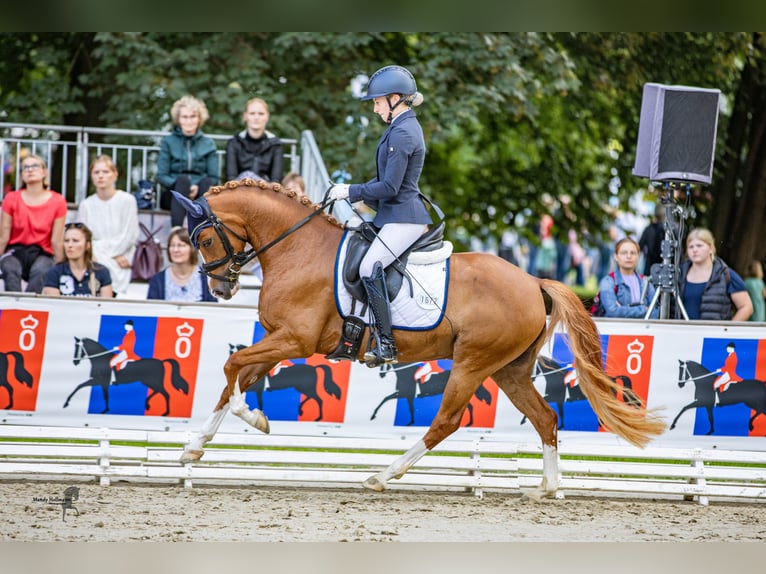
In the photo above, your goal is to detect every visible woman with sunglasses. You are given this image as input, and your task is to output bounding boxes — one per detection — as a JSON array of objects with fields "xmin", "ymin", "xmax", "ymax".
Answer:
[
  {"xmin": 0, "ymin": 154, "xmax": 67, "ymax": 293},
  {"xmin": 42, "ymin": 222, "xmax": 113, "ymax": 297}
]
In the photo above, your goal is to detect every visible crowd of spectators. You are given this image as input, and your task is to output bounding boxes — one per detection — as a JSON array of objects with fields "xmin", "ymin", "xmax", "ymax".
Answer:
[{"xmin": 0, "ymin": 94, "xmax": 287, "ymax": 301}]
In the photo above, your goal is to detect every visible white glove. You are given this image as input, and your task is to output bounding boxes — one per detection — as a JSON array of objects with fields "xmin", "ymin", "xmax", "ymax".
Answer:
[{"xmin": 329, "ymin": 183, "xmax": 350, "ymax": 201}]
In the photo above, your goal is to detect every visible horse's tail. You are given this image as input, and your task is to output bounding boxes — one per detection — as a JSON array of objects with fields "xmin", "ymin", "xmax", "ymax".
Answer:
[
  {"xmin": 540, "ymin": 279, "xmax": 666, "ymax": 447},
  {"xmin": 9, "ymin": 351, "xmax": 34, "ymax": 388},
  {"xmin": 163, "ymin": 359, "xmax": 190, "ymax": 394},
  {"xmin": 318, "ymin": 365, "xmax": 342, "ymax": 399},
  {"xmin": 474, "ymin": 383, "xmax": 492, "ymax": 405}
]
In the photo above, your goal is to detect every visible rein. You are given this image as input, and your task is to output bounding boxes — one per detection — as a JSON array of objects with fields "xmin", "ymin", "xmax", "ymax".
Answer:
[
  {"xmin": 74, "ymin": 341, "xmax": 113, "ymax": 360},
  {"xmin": 535, "ymin": 362, "xmax": 569, "ymax": 376},
  {"xmin": 678, "ymin": 362, "xmax": 715, "ymax": 383},
  {"xmin": 193, "ymin": 193, "xmax": 334, "ymax": 284}
]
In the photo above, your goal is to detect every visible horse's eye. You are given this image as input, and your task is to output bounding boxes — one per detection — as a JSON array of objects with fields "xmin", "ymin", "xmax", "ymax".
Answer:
[{"xmin": 201, "ymin": 238, "xmax": 213, "ymax": 248}]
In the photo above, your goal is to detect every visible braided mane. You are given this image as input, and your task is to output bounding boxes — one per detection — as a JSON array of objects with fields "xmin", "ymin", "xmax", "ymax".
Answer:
[{"xmin": 205, "ymin": 177, "xmax": 344, "ymax": 229}]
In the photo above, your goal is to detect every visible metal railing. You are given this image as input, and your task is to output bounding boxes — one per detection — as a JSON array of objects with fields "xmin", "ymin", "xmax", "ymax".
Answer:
[{"xmin": 0, "ymin": 122, "xmax": 301, "ymax": 206}]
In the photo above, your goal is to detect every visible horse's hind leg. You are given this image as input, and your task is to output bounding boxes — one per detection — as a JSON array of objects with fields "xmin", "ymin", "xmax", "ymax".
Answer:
[
  {"xmin": 494, "ymin": 362, "xmax": 561, "ymax": 500},
  {"xmin": 363, "ymin": 369, "xmax": 487, "ymax": 492}
]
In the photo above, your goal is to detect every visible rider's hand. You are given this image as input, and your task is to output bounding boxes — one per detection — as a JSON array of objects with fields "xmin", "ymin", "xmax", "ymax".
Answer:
[{"xmin": 329, "ymin": 183, "xmax": 350, "ymax": 201}]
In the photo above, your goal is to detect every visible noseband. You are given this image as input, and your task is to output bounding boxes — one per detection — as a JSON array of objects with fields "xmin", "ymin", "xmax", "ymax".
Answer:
[{"xmin": 190, "ymin": 193, "xmax": 331, "ymax": 285}]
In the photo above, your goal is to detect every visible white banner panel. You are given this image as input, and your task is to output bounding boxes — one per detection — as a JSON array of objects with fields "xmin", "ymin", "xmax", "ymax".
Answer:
[{"xmin": 2, "ymin": 294, "xmax": 766, "ymax": 452}]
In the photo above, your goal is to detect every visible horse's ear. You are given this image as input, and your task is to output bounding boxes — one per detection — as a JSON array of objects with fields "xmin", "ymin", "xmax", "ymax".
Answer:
[{"xmin": 171, "ymin": 191, "xmax": 205, "ymax": 218}]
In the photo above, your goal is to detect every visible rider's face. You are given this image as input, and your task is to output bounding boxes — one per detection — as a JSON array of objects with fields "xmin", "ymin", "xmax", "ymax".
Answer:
[
  {"xmin": 687, "ymin": 238, "xmax": 713, "ymax": 264},
  {"xmin": 373, "ymin": 95, "xmax": 397, "ymax": 122}
]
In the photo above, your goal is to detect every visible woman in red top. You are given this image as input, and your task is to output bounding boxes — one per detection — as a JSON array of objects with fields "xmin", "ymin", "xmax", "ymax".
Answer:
[{"xmin": 0, "ymin": 154, "xmax": 67, "ymax": 292}]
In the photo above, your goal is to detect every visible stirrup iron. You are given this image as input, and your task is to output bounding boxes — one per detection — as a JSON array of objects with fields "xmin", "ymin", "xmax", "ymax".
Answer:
[{"xmin": 326, "ymin": 315, "xmax": 366, "ymax": 361}]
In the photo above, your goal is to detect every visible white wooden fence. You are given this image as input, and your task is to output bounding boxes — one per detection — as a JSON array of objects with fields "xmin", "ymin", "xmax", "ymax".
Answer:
[{"xmin": 1, "ymin": 425, "xmax": 764, "ymax": 506}]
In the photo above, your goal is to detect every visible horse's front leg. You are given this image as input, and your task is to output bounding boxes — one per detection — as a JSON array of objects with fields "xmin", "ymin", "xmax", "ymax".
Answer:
[
  {"xmin": 180, "ymin": 364, "xmax": 269, "ymax": 463},
  {"xmin": 226, "ymin": 363, "xmax": 271, "ymax": 432}
]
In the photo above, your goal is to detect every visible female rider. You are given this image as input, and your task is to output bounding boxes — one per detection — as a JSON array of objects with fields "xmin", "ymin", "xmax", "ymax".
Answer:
[{"xmin": 328, "ymin": 65, "xmax": 436, "ymax": 366}]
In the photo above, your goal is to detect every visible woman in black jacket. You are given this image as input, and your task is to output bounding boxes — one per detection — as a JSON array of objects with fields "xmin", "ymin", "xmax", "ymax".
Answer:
[{"xmin": 225, "ymin": 98, "xmax": 283, "ymax": 183}]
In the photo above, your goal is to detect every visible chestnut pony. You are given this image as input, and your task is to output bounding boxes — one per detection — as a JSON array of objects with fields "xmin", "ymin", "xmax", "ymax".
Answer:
[{"xmin": 174, "ymin": 179, "xmax": 665, "ymax": 498}]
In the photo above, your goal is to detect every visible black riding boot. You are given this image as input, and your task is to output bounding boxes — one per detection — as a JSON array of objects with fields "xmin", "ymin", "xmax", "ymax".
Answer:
[
  {"xmin": 362, "ymin": 262, "xmax": 398, "ymax": 367},
  {"xmin": 326, "ymin": 315, "xmax": 366, "ymax": 361}
]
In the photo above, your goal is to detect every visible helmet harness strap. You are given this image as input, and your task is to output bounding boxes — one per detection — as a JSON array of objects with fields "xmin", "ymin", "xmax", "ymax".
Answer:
[{"xmin": 384, "ymin": 94, "xmax": 408, "ymax": 124}]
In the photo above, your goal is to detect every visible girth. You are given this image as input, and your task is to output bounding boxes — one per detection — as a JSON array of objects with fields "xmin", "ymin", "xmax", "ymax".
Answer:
[{"xmin": 342, "ymin": 221, "xmax": 446, "ymax": 303}]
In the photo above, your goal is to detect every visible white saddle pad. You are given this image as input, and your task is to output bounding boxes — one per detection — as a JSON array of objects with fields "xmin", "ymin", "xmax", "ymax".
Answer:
[{"xmin": 334, "ymin": 231, "xmax": 452, "ymax": 330}]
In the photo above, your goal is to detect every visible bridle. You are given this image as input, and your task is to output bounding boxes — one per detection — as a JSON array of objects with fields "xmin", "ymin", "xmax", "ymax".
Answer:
[
  {"xmin": 190, "ymin": 193, "xmax": 333, "ymax": 285},
  {"xmin": 74, "ymin": 338, "xmax": 113, "ymax": 361},
  {"xmin": 677, "ymin": 360, "xmax": 714, "ymax": 383}
]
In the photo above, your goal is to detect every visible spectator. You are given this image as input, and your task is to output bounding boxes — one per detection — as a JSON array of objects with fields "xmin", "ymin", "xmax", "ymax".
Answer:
[
  {"xmin": 533, "ymin": 215, "xmax": 557, "ymax": 279},
  {"xmin": 0, "ymin": 154, "xmax": 67, "ymax": 293},
  {"xmin": 226, "ymin": 97, "xmax": 283, "ymax": 183},
  {"xmin": 281, "ymin": 171, "xmax": 306, "ymax": 194},
  {"xmin": 744, "ymin": 260, "xmax": 766, "ymax": 322},
  {"xmin": 158, "ymin": 95, "xmax": 219, "ymax": 227},
  {"xmin": 42, "ymin": 222, "xmax": 113, "ymax": 297},
  {"xmin": 76, "ymin": 155, "xmax": 138, "ymax": 297},
  {"xmin": 638, "ymin": 203, "xmax": 666, "ymax": 275},
  {"xmin": 598, "ymin": 238, "xmax": 658, "ymax": 319},
  {"xmin": 146, "ymin": 227, "xmax": 216, "ymax": 302},
  {"xmin": 678, "ymin": 228, "xmax": 752, "ymax": 321}
]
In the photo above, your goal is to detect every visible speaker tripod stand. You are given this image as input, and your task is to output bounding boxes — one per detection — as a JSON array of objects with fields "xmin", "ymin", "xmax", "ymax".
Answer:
[{"xmin": 644, "ymin": 184, "xmax": 692, "ymax": 321}]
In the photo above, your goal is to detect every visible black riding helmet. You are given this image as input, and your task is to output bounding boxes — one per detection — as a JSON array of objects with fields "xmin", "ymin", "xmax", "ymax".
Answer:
[{"xmin": 361, "ymin": 65, "xmax": 418, "ymax": 124}]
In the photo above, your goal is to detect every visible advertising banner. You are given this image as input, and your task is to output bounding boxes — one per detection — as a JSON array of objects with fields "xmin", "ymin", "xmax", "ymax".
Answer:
[{"xmin": 2, "ymin": 294, "xmax": 766, "ymax": 452}]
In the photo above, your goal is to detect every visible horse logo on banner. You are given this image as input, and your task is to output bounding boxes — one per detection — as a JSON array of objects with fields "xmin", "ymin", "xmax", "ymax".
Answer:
[
  {"xmin": 671, "ymin": 338, "xmax": 766, "ymax": 436},
  {"xmin": 540, "ymin": 334, "xmax": 650, "ymax": 432},
  {"xmin": 0, "ymin": 310, "xmax": 47, "ymax": 411},
  {"xmin": 372, "ymin": 360, "xmax": 496, "ymax": 427},
  {"xmin": 65, "ymin": 315, "xmax": 201, "ymax": 417},
  {"xmin": 229, "ymin": 342, "xmax": 347, "ymax": 422}
]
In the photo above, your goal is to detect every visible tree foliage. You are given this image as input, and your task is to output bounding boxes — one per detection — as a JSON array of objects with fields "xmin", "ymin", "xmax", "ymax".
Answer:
[{"xmin": 1, "ymin": 32, "xmax": 764, "ymax": 270}]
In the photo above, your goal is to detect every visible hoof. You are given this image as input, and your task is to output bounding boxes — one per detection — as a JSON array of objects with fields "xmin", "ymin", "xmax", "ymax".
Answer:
[
  {"xmin": 255, "ymin": 412, "xmax": 270, "ymax": 434},
  {"xmin": 363, "ymin": 475, "xmax": 387, "ymax": 492},
  {"xmin": 180, "ymin": 449, "xmax": 203, "ymax": 464}
]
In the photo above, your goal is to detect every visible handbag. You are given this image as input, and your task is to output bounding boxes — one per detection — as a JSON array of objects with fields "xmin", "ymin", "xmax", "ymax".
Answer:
[
  {"xmin": 133, "ymin": 179, "xmax": 155, "ymax": 210},
  {"xmin": 130, "ymin": 222, "xmax": 164, "ymax": 282}
]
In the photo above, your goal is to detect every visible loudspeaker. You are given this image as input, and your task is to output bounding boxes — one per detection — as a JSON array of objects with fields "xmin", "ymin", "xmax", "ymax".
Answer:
[{"xmin": 632, "ymin": 82, "xmax": 721, "ymax": 184}]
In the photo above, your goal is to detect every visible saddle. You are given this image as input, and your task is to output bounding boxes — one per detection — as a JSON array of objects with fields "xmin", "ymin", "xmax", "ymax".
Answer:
[{"xmin": 342, "ymin": 221, "xmax": 446, "ymax": 303}]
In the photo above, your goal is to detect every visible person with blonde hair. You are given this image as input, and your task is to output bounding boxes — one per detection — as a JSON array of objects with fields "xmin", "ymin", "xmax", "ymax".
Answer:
[
  {"xmin": 0, "ymin": 154, "xmax": 67, "ymax": 292},
  {"xmin": 225, "ymin": 97, "xmax": 283, "ymax": 183},
  {"xmin": 42, "ymin": 222, "xmax": 113, "ymax": 297},
  {"xmin": 158, "ymin": 95, "xmax": 219, "ymax": 226},
  {"xmin": 75, "ymin": 155, "xmax": 138, "ymax": 296},
  {"xmin": 327, "ymin": 65, "xmax": 437, "ymax": 366},
  {"xmin": 744, "ymin": 260, "xmax": 766, "ymax": 322},
  {"xmin": 281, "ymin": 171, "xmax": 305, "ymax": 194},
  {"xmin": 678, "ymin": 228, "xmax": 752, "ymax": 321}
]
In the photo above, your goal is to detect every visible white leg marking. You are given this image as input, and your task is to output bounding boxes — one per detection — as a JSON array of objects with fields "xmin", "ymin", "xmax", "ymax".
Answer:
[
  {"xmin": 363, "ymin": 439, "xmax": 429, "ymax": 492},
  {"xmin": 229, "ymin": 376, "xmax": 270, "ymax": 433},
  {"xmin": 542, "ymin": 443, "xmax": 563, "ymax": 499},
  {"xmin": 181, "ymin": 405, "xmax": 230, "ymax": 463}
]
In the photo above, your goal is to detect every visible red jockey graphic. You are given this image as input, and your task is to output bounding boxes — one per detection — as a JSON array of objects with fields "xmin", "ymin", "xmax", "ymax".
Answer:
[
  {"xmin": 109, "ymin": 320, "xmax": 140, "ymax": 372},
  {"xmin": 714, "ymin": 342, "xmax": 742, "ymax": 399},
  {"xmin": 414, "ymin": 360, "xmax": 444, "ymax": 385},
  {"xmin": 564, "ymin": 362, "xmax": 579, "ymax": 389}
]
